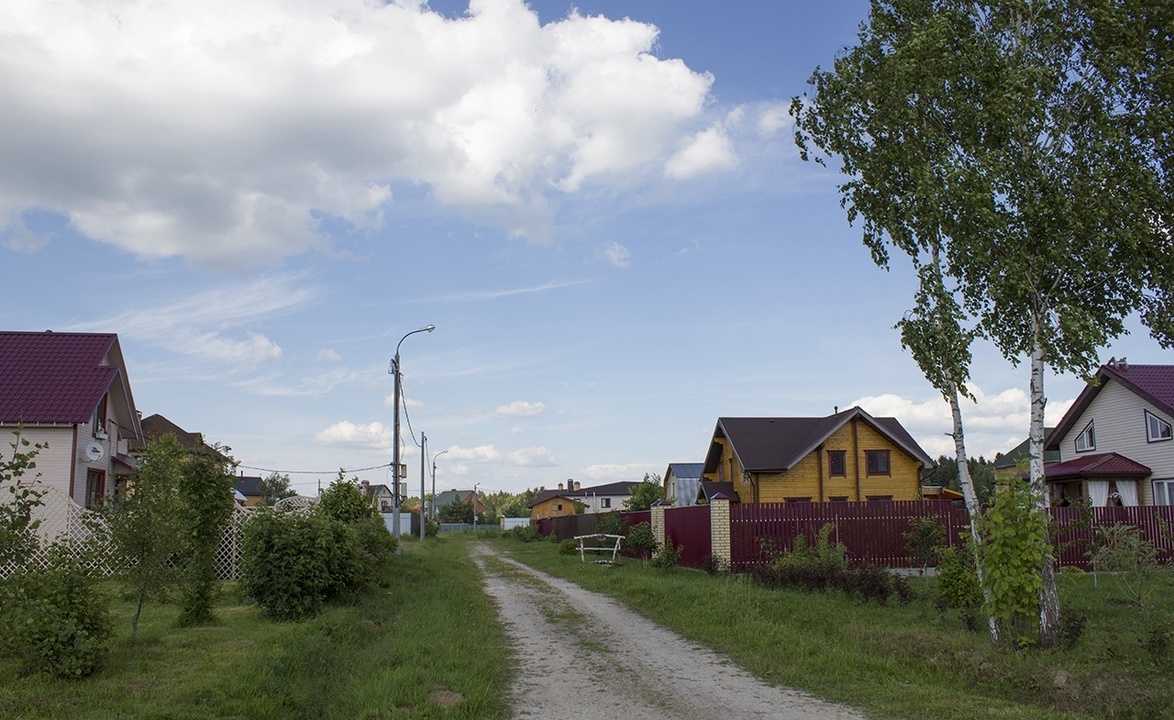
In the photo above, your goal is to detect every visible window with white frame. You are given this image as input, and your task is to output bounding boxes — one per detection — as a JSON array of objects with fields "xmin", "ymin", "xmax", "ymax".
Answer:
[
  {"xmin": 601, "ymin": 498, "xmax": 611, "ymax": 509},
  {"xmin": 1075, "ymin": 420, "xmax": 1096, "ymax": 452},
  {"xmin": 1154, "ymin": 479, "xmax": 1174, "ymax": 506},
  {"xmin": 1145, "ymin": 410, "xmax": 1172, "ymax": 443}
]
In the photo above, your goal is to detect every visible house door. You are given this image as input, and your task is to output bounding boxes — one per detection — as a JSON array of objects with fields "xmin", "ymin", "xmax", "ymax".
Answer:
[{"xmin": 86, "ymin": 469, "xmax": 106, "ymax": 508}]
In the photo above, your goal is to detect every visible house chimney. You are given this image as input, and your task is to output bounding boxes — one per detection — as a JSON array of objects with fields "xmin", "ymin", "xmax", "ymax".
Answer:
[
  {"xmin": 1118, "ymin": 357, "xmax": 1128, "ymax": 370},
  {"xmin": 574, "ymin": 481, "xmax": 581, "ymax": 491},
  {"xmin": 558, "ymin": 482, "xmax": 564, "ymax": 490},
  {"xmin": 360, "ymin": 480, "xmax": 370, "ymax": 491}
]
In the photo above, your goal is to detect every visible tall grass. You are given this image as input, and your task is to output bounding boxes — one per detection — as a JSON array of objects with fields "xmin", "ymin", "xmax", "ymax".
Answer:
[
  {"xmin": 0, "ymin": 537, "xmax": 509, "ymax": 720},
  {"xmin": 494, "ymin": 536, "xmax": 1174, "ymax": 720}
]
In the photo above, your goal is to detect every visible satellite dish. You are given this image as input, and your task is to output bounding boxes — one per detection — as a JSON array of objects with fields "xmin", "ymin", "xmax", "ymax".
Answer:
[{"xmin": 86, "ymin": 441, "xmax": 105, "ymax": 462}]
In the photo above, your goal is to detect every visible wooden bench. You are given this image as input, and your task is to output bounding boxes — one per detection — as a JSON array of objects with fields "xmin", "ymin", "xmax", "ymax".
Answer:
[{"xmin": 573, "ymin": 533, "xmax": 624, "ymax": 563}]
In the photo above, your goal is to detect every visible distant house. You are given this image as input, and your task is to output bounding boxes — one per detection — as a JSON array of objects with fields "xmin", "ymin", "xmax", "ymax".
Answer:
[
  {"xmin": 0, "ymin": 331, "xmax": 143, "ymax": 507},
  {"xmin": 527, "ymin": 480, "xmax": 640, "ymax": 522},
  {"xmin": 234, "ymin": 474, "xmax": 264, "ymax": 507},
  {"xmin": 701, "ymin": 407, "xmax": 934, "ymax": 503},
  {"xmin": 361, "ymin": 481, "xmax": 398, "ymax": 512},
  {"xmin": 664, "ymin": 463, "xmax": 704, "ymax": 507},
  {"xmin": 1043, "ymin": 359, "xmax": 1174, "ymax": 506},
  {"xmin": 433, "ymin": 489, "xmax": 485, "ymax": 519},
  {"xmin": 993, "ymin": 429, "xmax": 1060, "ymax": 482}
]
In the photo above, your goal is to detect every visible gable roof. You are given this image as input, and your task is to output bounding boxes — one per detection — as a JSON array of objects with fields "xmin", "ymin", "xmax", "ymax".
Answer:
[
  {"xmin": 0, "ymin": 331, "xmax": 132, "ymax": 426},
  {"xmin": 994, "ymin": 430, "xmax": 1060, "ymax": 469},
  {"xmin": 703, "ymin": 407, "xmax": 934, "ymax": 474},
  {"xmin": 666, "ymin": 463, "xmax": 704, "ymax": 481},
  {"xmin": 1046, "ymin": 360, "xmax": 1174, "ymax": 451},
  {"xmin": 234, "ymin": 475, "xmax": 263, "ymax": 497},
  {"xmin": 527, "ymin": 481, "xmax": 640, "ymax": 508}
]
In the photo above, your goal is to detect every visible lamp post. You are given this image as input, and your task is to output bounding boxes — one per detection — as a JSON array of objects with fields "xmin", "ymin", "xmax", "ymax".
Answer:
[
  {"xmin": 430, "ymin": 448, "xmax": 449, "ymax": 521},
  {"xmin": 419, "ymin": 432, "xmax": 427, "ymax": 541},
  {"xmin": 390, "ymin": 324, "xmax": 435, "ymax": 553},
  {"xmin": 472, "ymin": 482, "xmax": 479, "ymax": 534}
]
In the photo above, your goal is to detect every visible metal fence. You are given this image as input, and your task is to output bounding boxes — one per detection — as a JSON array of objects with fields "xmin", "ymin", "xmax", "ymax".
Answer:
[{"xmin": 537, "ymin": 510, "xmax": 650, "ymax": 540}]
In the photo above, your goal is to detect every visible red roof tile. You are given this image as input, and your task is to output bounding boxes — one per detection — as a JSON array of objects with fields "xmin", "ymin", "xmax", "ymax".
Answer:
[
  {"xmin": 0, "ymin": 331, "xmax": 119, "ymax": 424},
  {"xmin": 1043, "ymin": 452, "xmax": 1151, "ymax": 481}
]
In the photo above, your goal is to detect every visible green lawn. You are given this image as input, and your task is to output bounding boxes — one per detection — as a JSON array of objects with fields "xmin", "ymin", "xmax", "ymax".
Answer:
[
  {"xmin": 3, "ymin": 534, "xmax": 1170, "ymax": 720},
  {"xmin": 493, "ymin": 535, "xmax": 1174, "ymax": 720},
  {"xmin": 0, "ymin": 537, "xmax": 510, "ymax": 720}
]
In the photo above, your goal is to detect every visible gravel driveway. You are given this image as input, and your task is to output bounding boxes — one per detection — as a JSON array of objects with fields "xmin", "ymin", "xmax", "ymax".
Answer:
[{"xmin": 470, "ymin": 544, "xmax": 869, "ymax": 720}]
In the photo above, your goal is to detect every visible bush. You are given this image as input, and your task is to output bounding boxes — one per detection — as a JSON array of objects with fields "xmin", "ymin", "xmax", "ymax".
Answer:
[
  {"xmin": 596, "ymin": 511, "xmax": 624, "ymax": 536},
  {"xmin": 0, "ymin": 552, "xmax": 109, "ymax": 678},
  {"xmin": 624, "ymin": 522, "xmax": 658, "ymax": 560},
  {"xmin": 651, "ymin": 541, "xmax": 682, "ymax": 570},
  {"xmin": 510, "ymin": 524, "xmax": 543, "ymax": 543},
  {"xmin": 701, "ymin": 554, "xmax": 727, "ymax": 575},
  {"xmin": 559, "ymin": 538, "xmax": 578, "ymax": 555},
  {"xmin": 935, "ymin": 544, "xmax": 983, "ymax": 612}
]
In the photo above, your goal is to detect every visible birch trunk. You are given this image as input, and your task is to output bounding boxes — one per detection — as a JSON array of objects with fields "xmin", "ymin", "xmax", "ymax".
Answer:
[{"xmin": 1030, "ymin": 325, "xmax": 1061, "ymax": 648}]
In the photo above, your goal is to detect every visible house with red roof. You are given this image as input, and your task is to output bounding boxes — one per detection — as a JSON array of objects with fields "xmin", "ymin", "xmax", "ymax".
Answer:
[
  {"xmin": 701, "ymin": 407, "xmax": 935, "ymax": 503},
  {"xmin": 1044, "ymin": 358, "xmax": 1174, "ymax": 506},
  {"xmin": 0, "ymin": 330, "xmax": 143, "ymax": 507}
]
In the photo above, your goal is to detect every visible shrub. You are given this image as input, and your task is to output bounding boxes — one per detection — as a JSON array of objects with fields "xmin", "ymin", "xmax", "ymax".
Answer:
[
  {"xmin": 0, "ymin": 551, "xmax": 109, "ymax": 678},
  {"xmin": 596, "ymin": 511, "xmax": 624, "ymax": 536},
  {"xmin": 935, "ymin": 544, "xmax": 983, "ymax": 611},
  {"xmin": 651, "ymin": 541, "xmax": 682, "ymax": 570},
  {"xmin": 904, "ymin": 516, "xmax": 946, "ymax": 572},
  {"xmin": 624, "ymin": 522, "xmax": 658, "ymax": 560},
  {"xmin": 701, "ymin": 554, "xmax": 727, "ymax": 575},
  {"xmin": 510, "ymin": 524, "xmax": 543, "ymax": 543},
  {"xmin": 559, "ymin": 538, "xmax": 578, "ymax": 555}
]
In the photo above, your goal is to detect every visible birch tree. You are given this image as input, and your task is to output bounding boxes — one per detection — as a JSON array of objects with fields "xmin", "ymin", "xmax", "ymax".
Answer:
[{"xmin": 792, "ymin": 0, "xmax": 1174, "ymax": 647}]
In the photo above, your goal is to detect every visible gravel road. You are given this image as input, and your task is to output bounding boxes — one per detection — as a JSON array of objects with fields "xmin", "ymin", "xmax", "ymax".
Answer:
[{"xmin": 470, "ymin": 544, "xmax": 870, "ymax": 720}]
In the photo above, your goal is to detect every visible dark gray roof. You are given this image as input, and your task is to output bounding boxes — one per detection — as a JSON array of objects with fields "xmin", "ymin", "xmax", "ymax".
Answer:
[
  {"xmin": 703, "ymin": 407, "xmax": 934, "ymax": 474},
  {"xmin": 667, "ymin": 463, "xmax": 704, "ymax": 481},
  {"xmin": 234, "ymin": 475, "xmax": 263, "ymax": 497},
  {"xmin": 528, "ymin": 481, "xmax": 640, "ymax": 508},
  {"xmin": 994, "ymin": 430, "xmax": 1060, "ymax": 469}
]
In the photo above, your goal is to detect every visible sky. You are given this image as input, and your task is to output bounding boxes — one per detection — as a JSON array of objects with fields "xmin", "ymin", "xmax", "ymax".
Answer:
[{"xmin": 2, "ymin": 0, "xmax": 1167, "ymax": 498}]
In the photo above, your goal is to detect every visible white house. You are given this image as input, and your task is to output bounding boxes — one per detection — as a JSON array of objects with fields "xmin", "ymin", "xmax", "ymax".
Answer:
[
  {"xmin": 1044, "ymin": 358, "xmax": 1174, "ymax": 506},
  {"xmin": 0, "ymin": 331, "xmax": 143, "ymax": 507}
]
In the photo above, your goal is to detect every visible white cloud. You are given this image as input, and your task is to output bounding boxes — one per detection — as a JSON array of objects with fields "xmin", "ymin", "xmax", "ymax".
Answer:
[
  {"xmin": 581, "ymin": 462, "xmax": 657, "ymax": 481},
  {"xmin": 850, "ymin": 385, "xmax": 1078, "ymax": 461},
  {"xmin": 318, "ymin": 348, "xmax": 343, "ymax": 362},
  {"xmin": 664, "ymin": 124, "xmax": 738, "ymax": 179},
  {"xmin": 756, "ymin": 102, "xmax": 792, "ymax": 136},
  {"xmin": 315, "ymin": 420, "xmax": 391, "ymax": 449},
  {"xmin": 448, "ymin": 444, "xmax": 505, "ymax": 463},
  {"xmin": 598, "ymin": 241, "xmax": 631, "ymax": 268},
  {"xmin": 0, "ymin": 0, "xmax": 718, "ymax": 266},
  {"xmin": 1, "ymin": 216, "xmax": 49, "ymax": 252},
  {"xmin": 507, "ymin": 446, "xmax": 559, "ymax": 467},
  {"xmin": 497, "ymin": 400, "xmax": 546, "ymax": 417}
]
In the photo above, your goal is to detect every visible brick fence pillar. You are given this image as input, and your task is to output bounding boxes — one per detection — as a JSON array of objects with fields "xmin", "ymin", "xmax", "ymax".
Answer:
[
  {"xmin": 710, "ymin": 498, "xmax": 731, "ymax": 568},
  {"xmin": 650, "ymin": 504, "xmax": 666, "ymax": 548}
]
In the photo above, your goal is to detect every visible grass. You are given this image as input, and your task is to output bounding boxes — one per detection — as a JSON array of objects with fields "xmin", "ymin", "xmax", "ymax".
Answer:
[
  {"xmin": 4, "ymin": 532, "xmax": 1170, "ymax": 719},
  {"xmin": 493, "ymin": 535, "xmax": 1174, "ymax": 720},
  {"xmin": 0, "ymin": 537, "xmax": 510, "ymax": 720}
]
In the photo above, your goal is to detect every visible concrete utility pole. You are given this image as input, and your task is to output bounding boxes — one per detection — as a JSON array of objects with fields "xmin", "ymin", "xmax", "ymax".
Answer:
[
  {"xmin": 431, "ymin": 449, "xmax": 449, "ymax": 521},
  {"xmin": 419, "ymin": 432, "xmax": 427, "ymax": 541},
  {"xmin": 390, "ymin": 324, "xmax": 434, "ymax": 554}
]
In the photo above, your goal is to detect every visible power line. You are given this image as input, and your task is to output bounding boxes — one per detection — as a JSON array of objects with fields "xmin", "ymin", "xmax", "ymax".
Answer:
[{"xmin": 235, "ymin": 462, "xmax": 393, "ymax": 476}]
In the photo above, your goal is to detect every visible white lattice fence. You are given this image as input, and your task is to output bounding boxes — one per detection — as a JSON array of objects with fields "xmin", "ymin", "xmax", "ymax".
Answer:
[{"xmin": 1, "ymin": 482, "xmax": 257, "ymax": 581}]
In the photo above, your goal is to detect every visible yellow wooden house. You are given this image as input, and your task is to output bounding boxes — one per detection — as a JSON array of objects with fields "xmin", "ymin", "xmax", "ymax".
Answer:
[{"xmin": 700, "ymin": 407, "xmax": 934, "ymax": 503}]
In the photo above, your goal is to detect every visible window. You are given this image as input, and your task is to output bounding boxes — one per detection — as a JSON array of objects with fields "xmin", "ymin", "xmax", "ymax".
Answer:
[
  {"xmin": 827, "ymin": 450, "xmax": 846, "ymax": 477},
  {"xmin": 866, "ymin": 495, "xmax": 893, "ymax": 503},
  {"xmin": 93, "ymin": 393, "xmax": 108, "ymax": 436},
  {"xmin": 785, "ymin": 497, "xmax": 812, "ymax": 503},
  {"xmin": 1075, "ymin": 420, "xmax": 1096, "ymax": 452},
  {"xmin": 85, "ymin": 469, "xmax": 105, "ymax": 508},
  {"xmin": 553, "ymin": 503, "xmax": 562, "ymax": 511},
  {"xmin": 829, "ymin": 496, "xmax": 849, "ymax": 502},
  {"xmin": 1154, "ymin": 479, "xmax": 1174, "ymax": 506},
  {"xmin": 601, "ymin": 498, "xmax": 611, "ymax": 509},
  {"xmin": 865, "ymin": 450, "xmax": 891, "ymax": 476},
  {"xmin": 1146, "ymin": 411, "xmax": 1172, "ymax": 443}
]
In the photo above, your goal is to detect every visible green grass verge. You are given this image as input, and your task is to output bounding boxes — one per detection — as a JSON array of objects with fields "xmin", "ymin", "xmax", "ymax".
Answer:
[
  {"xmin": 0, "ymin": 537, "xmax": 510, "ymax": 720},
  {"xmin": 494, "ymin": 536, "xmax": 1174, "ymax": 720}
]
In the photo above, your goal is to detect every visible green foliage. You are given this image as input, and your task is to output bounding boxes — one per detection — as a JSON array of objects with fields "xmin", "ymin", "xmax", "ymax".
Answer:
[
  {"xmin": 904, "ymin": 516, "xmax": 946, "ymax": 571},
  {"xmin": 922, "ymin": 456, "xmax": 997, "ymax": 505},
  {"xmin": 978, "ymin": 479, "xmax": 1049, "ymax": 642},
  {"xmin": 596, "ymin": 510, "xmax": 624, "ymax": 536},
  {"xmin": 753, "ymin": 524, "xmax": 908, "ymax": 605},
  {"xmin": 258, "ymin": 472, "xmax": 296, "ymax": 506},
  {"xmin": 0, "ymin": 548, "xmax": 110, "ymax": 678},
  {"xmin": 174, "ymin": 445, "xmax": 237, "ymax": 626},
  {"xmin": 624, "ymin": 521, "xmax": 658, "ymax": 560},
  {"xmin": 508, "ymin": 523, "xmax": 543, "ymax": 543},
  {"xmin": 558, "ymin": 538, "xmax": 577, "ymax": 555},
  {"xmin": 439, "ymin": 496, "xmax": 474, "ymax": 524},
  {"xmin": 650, "ymin": 541, "xmax": 682, "ymax": 571},
  {"xmin": 1090, "ymin": 524, "xmax": 1160, "ymax": 607},
  {"xmin": 100, "ymin": 434, "xmax": 185, "ymax": 634},
  {"xmin": 318, "ymin": 474, "xmax": 378, "ymax": 525},
  {"xmin": 624, "ymin": 473, "xmax": 664, "ymax": 511},
  {"xmin": 0, "ymin": 427, "xmax": 47, "ymax": 568}
]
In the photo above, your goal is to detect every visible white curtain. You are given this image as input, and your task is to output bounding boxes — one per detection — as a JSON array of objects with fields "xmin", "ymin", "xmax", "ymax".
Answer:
[
  {"xmin": 1088, "ymin": 480, "xmax": 1110, "ymax": 507},
  {"xmin": 1116, "ymin": 480, "xmax": 1139, "ymax": 507}
]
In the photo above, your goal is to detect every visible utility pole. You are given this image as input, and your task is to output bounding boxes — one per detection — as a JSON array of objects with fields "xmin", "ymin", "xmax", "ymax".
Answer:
[{"xmin": 419, "ymin": 432, "xmax": 427, "ymax": 541}]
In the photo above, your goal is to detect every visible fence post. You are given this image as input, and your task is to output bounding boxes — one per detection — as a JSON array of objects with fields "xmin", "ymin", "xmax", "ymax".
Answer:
[
  {"xmin": 710, "ymin": 499, "xmax": 731, "ymax": 568},
  {"xmin": 651, "ymin": 504, "xmax": 666, "ymax": 549}
]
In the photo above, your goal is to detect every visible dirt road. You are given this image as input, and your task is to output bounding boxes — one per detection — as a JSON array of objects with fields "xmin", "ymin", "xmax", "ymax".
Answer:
[{"xmin": 470, "ymin": 544, "xmax": 869, "ymax": 720}]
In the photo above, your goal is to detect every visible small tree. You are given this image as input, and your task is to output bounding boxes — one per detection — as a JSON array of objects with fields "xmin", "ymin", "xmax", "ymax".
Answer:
[
  {"xmin": 979, "ymin": 479, "xmax": 1049, "ymax": 645},
  {"xmin": 174, "ymin": 444, "xmax": 236, "ymax": 626},
  {"xmin": 624, "ymin": 473, "xmax": 664, "ymax": 511},
  {"xmin": 258, "ymin": 472, "xmax": 296, "ymax": 506},
  {"xmin": 1, "ymin": 427, "xmax": 46, "ymax": 568},
  {"xmin": 101, "ymin": 435, "xmax": 185, "ymax": 634}
]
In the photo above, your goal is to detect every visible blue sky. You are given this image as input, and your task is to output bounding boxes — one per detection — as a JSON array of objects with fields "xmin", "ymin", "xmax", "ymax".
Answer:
[{"xmin": 2, "ymin": 0, "xmax": 1165, "ymax": 497}]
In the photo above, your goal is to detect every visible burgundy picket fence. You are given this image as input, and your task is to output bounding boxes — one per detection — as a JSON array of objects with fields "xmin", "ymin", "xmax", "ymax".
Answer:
[
  {"xmin": 538, "ymin": 510, "xmax": 651, "ymax": 541},
  {"xmin": 1051, "ymin": 505, "xmax": 1174, "ymax": 569},
  {"xmin": 729, "ymin": 500, "xmax": 969, "ymax": 571},
  {"xmin": 664, "ymin": 504, "xmax": 712, "ymax": 569}
]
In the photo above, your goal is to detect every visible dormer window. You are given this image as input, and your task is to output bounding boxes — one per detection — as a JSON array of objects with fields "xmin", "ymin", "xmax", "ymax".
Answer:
[
  {"xmin": 1075, "ymin": 420, "xmax": 1096, "ymax": 453},
  {"xmin": 1146, "ymin": 411, "xmax": 1172, "ymax": 443}
]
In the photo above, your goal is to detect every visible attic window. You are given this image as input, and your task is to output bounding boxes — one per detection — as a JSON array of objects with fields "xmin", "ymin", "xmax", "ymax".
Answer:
[
  {"xmin": 1145, "ymin": 411, "xmax": 1172, "ymax": 443},
  {"xmin": 828, "ymin": 450, "xmax": 846, "ymax": 477},
  {"xmin": 1075, "ymin": 421, "xmax": 1096, "ymax": 453},
  {"xmin": 865, "ymin": 450, "xmax": 891, "ymax": 476}
]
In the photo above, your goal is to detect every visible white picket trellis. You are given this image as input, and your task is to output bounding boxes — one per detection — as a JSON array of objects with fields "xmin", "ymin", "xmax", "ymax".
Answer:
[{"xmin": 1, "ymin": 482, "xmax": 263, "ymax": 581}]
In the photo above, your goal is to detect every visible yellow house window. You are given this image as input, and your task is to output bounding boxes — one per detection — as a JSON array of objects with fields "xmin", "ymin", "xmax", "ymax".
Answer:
[
  {"xmin": 865, "ymin": 450, "xmax": 891, "ymax": 476},
  {"xmin": 828, "ymin": 450, "xmax": 846, "ymax": 476}
]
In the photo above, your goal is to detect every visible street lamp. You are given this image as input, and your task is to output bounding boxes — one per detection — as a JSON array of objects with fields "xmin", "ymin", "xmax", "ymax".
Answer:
[
  {"xmin": 430, "ymin": 448, "xmax": 449, "ymax": 521},
  {"xmin": 390, "ymin": 324, "xmax": 435, "ymax": 553}
]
